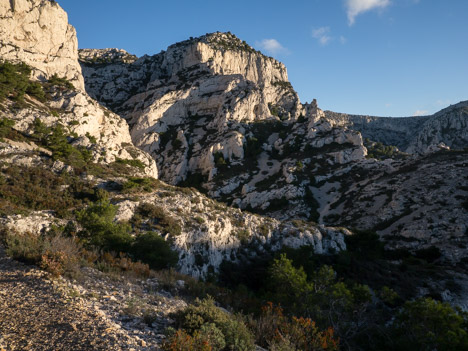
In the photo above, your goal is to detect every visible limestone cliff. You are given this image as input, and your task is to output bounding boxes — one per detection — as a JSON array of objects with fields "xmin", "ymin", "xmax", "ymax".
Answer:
[
  {"xmin": 80, "ymin": 34, "xmax": 366, "ymax": 190},
  {"xmin": 0, "ymin": 0, "xmax": 158, "ymax": 178},
  {"xmin": 0, "ymin": 0, "xmax": 84, "ymax": 89}
]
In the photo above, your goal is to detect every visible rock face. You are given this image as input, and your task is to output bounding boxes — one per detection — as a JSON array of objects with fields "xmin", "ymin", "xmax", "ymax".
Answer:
[
  {"xmin": 80, "ymin": 34, "xmax": 367, "ymax": 211},
  {"xmin": 80, "ymin": 32, "xmax": 468, "ymax": 267},
  {"xmin": 0, "ymin": 0, "xmax": 158, "ymax": 178},
  {"xmin": 0, "ymin": 0, "xmax": 84, "ymax": 89},
  {"xmin": 325, "ymin": 101, "xmax": 468, "ymax": 154},
  {"xmin": 111, "ymin": 188, "xmax": 350, "ymax": 278},
  {"xmin": 80, "ymin": 33, "xmax": 302, "ymax": 125}
]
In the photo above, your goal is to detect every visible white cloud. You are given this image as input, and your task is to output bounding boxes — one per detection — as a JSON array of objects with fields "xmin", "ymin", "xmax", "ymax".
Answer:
[
  {"xmin": 312, "ymin": 27, "xmax": 332, "ymax": 45},
  {"xmin": 255, "ymin": 39, "xmax": 288, "ymax": 55},
  {"xmin": 345, "ymin": 0, "xmax": 391, "ymax": 25},
  {"xmin": 413, "ymin": 110, "xmax": 429, "ymax": 116},
  {"xmin": 339, "ymin": 36, "xmax": 347, "ymax": 44}
]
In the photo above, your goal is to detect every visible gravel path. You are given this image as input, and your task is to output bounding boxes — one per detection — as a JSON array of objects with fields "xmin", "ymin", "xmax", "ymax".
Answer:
[{"xmin": 0, "ymin": 246, "xmax": 145, "ymax": 350}]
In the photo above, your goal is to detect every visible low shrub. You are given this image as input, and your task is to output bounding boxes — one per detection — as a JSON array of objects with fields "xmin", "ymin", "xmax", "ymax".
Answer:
[
  {"xmin": 171, "ymin": 297, "xmax": 255, "ymax": 351},
  {"xmin": 162, "ymin": 329, "xmax": 212, "ymax": 351},
  {"xmin": 4, "ymin": 230, "xmax": 82, "ymax": 277},
  {"xmin": 122, "ymin": 177, "xmax": 159, "ymax": 193},
  {"xmin": 76, "ymin": 199, "xmax": 133, "ymax": 252},
  {"xmin": 390, "ymin": 298, "xmax": 468, "ymax": 351},
  {"xmin": 114, "ymin": 158, "xmax": 145, "ymax": 169},
  {"xmin": 133, "ymin": 203, "xmax": 182, "ymax": 236},
  {"xmin": 131, "ymin": 232, "xmax": 179, "ymax": 270},
  {"xmin": 252, "ymin": 303, "xmax": 339, "ymax": 351}
]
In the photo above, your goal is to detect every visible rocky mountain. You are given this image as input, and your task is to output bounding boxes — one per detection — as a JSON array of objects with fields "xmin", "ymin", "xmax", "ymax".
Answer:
[
  {"xmin": 0, "ymin": 0, "xmax": 84, "ymax": 89},
  {"xmin": 325, "ymin": 101, "xmax": 468, "ymax": 154},
  {"xmin": 0, "ymin": 0, "xmax": 351, "ymax": 279},
  {"xmin": 80, "ymin": 35, "xmax": 468, "ymax": 268},
  {"xmin": 1, "ymin": 1, "xmax": 468, "ymax": 349}
]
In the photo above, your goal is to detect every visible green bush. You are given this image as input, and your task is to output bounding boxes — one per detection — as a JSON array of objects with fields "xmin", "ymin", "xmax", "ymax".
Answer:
[
  {"xmin": 114, "ymin": 157, "xmax": 146, "ymax": 169},
  {"xmin": 173, "ymin": 297, "xmax": 254, "ymax": 351},
  {"xmin": 131, "ymin": 232, "xmax": 178, "ymax": 269},
  {"xmin": 30, "ymin": 119, "xmax": 92, "ymax": 168},
  {"xmin": 76, "ymin": 200, "xmax": 133, "ymax": 252},
  {"xmin": 122, "ymin": 177, "xmax": 159, "ymax": 193},
  {"xmin": 0, "ymin": 61, "xmax": 47, "ymax": 104},
  {"xmin": 390, "ymin": 298, "xmax": 468, "ymax": 351},
  {"xmin": 5, "ymin": 231, "xmax": 43, "ymax": 265},
  {"xmin": 0, "ymin": 117, "xmax": 15, "ymax": 140},
  {"xmin": 267, "ymin": 254, "xmax": 372, "ymax": 344},
  {"xmin": 46, "ymin": 73, "xmax": 75, "ymax": 90},
  {"xmin": 133, "ymin": 203, "xmax": 182, "ymax": 236},
  {"xmin": 0, "ymin": 165, "xmax": 84, "ymax": 217}
]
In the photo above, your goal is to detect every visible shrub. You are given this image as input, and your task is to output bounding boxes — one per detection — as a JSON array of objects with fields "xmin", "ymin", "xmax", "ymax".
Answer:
[
  {"xmin": 122, "ymin": 177, "xmax": 159, "ymax": 193},
  {"xmin": 92, "ymin": 251, "xmax": 150, "ymax": 279},
  {"xmin": 115, "ymin": 158, "xmax": 145, "ymax": 169},
  {"xmin": 76, "ymin": 200, "xmax": 133, "ymax": 252},
  {"xmin": 0, "ymin": 117, "xmax": 15, "ymax": 140},
  {"xmin": 173, "ymin": 297, "xmax": 254, "ymax": 351},
  {"xmin": 4, "ymin": 230, "xmax": 82, "ymax": 277},
  {"xmin": 0, "ymin": 165, "xmax": 82, "ymax": 217},
  {"xmin": 390, "ymin": 298, "xmax": 468, "ymax": 351},
  {"xmin": 267, "ymin": 254, "xmax": 372, "ymax": 344},
  {"xmin": 415, "ymin": 246, "xmax": 442, "ymax": 262},
  {"xmin": 253, "ymin": 303, "xmax": 339, "ymax": 351},
  {"xmin": 46, "ymin": 74, "xmax": 75, "ymax": 90},
  {"xmin": 30, "ymin": 120, "xmax": 92, "ymax": 168},
  {"xmin": 5, "ymin": 231, "xmax": 43, "ymax": 265},
  {"xmin": 85, "ymin": 132, "xmax": 97, "ymax": 144},
  {"xmin": 162, "ymin": 329, "xmax": 212, "ymax": 351},
  {"xmin": 134, "ymin": 203, "xmax": 182, "ymax": 236},
  {"xmin": 131, "ymin": 232, "xmax": 179, "ymax": 269}
]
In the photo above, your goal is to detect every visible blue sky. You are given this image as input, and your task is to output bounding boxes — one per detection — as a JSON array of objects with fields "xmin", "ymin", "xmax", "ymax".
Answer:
[{"xmin": 58, "ymin": 0, "xmax": 468, "ymax": 117}]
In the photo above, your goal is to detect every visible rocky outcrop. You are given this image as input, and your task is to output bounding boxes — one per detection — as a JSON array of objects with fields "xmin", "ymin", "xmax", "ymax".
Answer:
[
  {"xmin": 325, "ymin": 101, "xmax": 468, "ymax": 154},
  {"xmin": 112, "ymin": 189, "xmax": 350, "ymax": 278},
  {"xmin": 80, "ymin": 33, "xmax": 302, "ymax": 126},
  {"xmin": 0, "ymin": 0, "xmax": 84, "ymax": 89},
  {"xmin": 0, "ymin": 0, "xmax": 158, "ymax": 178}
]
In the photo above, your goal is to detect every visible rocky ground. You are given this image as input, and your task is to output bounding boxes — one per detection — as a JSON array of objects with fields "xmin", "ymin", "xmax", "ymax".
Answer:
[{"xmin": 0, "ymin": 245, "xmax": 189, "ymax": 350}]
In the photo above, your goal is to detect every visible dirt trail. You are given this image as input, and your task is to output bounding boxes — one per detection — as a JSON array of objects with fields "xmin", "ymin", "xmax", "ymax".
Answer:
[{"xmin": 0, "ymin": 246, "xmax": 127, "ymax": 351}]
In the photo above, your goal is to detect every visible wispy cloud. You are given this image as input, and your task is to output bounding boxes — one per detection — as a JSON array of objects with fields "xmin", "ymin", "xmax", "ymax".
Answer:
[
  {"xmin": 255, "ymin": 39, "xmax": 289, "ymax": 55},
  {"xmin": 345, "ymin": 0, "xmax": 391, "ymax": 25},
  {"xmin": 435, "ymin": 99, "xmax": 451, "ymax": 106},
  {"xmin": 413, "ymin": 109, "xmax": 429, "ymax": 116},
  {"xmin": 312, "ymin": 27, "xmax": 332, "ymax": 45}
]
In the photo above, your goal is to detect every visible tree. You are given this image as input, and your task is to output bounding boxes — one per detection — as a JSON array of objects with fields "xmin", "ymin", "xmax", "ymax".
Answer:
[{"xmin": 391, "ymin": 298, "xmax": 468, "ymax": 351}]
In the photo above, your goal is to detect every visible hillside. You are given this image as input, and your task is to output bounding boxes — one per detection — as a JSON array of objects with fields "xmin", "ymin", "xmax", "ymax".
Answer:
[
  {"xmin": 0, "ymin": 0, "xmax": 467, "ymax": 350},
  {"xmin": 81, "ymin": 36, "xmax": 468, "ymax": 269}
]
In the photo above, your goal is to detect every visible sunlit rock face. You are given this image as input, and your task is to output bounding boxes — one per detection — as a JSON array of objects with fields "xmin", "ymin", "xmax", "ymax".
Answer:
[
  {"xmin": 0, "ymin": 0, "xmax": 84, "ymax": 89},
  {"xmin": 0, "ymin": 0, "xmax": 158, "ymax": 178}
]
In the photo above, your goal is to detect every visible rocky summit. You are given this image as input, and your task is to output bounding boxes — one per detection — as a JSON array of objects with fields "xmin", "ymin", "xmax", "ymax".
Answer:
[{"xmin": 1, "ymin": 1, "xmax": 468, "ymax": 350}]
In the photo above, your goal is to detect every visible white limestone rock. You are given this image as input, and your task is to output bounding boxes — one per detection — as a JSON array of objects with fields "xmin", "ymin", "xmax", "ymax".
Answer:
[{"xmin": 0, "ymin": 0, "xmax": 84, "ymax": 89}]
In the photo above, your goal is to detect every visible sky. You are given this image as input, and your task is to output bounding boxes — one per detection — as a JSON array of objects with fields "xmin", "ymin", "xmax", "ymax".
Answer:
[{"xmin": 58, "ymin": 0, "xmax": 468, "ymax": 117}]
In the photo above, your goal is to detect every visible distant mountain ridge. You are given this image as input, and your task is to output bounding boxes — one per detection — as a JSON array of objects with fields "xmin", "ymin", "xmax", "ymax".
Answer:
[{"xmin": 325, "ymin": 100, "xmax": 468, "ymax": 153}]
